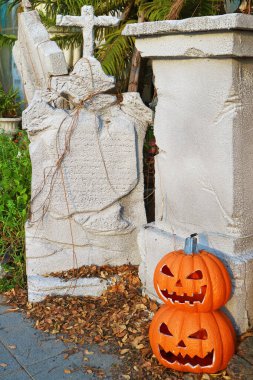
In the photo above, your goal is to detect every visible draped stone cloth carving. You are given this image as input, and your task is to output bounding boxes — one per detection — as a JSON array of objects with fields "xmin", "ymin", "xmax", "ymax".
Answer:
[{"xmin": 14, "ymin": 6, "xmax": 152, "ymax": 301}]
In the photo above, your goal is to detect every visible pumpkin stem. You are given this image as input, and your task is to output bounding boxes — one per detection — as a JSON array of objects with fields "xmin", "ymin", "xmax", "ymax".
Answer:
[{"xmin": 184, "ymin": 233, "xmax": 199, "ymax": 254}]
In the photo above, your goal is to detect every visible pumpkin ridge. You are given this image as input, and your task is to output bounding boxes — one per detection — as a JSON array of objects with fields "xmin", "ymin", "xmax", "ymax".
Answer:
[
  {"xmin": 213, "ymin": 311, "xmax": 236, "ymax": 368},
  {"xmin": 199, "ymin": 254, "xmax": 214, "ymax": 311},
  {"xmin": 161, "ymin": 307, "xmax": 178, "ymax": 352},
  {"xmin": 176, "ymin": 306, "xmax": 186, "ymax": 350},
  {"xmin": 211, "ymin": 311, "xmax": 224, "ymax": 370},
  {"xmin": 171, "ymin": 253, "xmax": 188, "ymax": 306},
  {"xmin": 171, "ymin": 251, "xmax": 185, "ymax": 278},
  {"xmin": 155, "ymin": 251, "xmax": 182, "ymax": 301},
  {"xmin": 206, "ymin": 253, "xmax": 231, "ymax": 304},
  {"xmin": 198, "ymin": 312, "xmax": 204, "ymax": 360},
  {"xmin": 192, "ymin": 254, "xmax": 200, "ymax": 310},
  {"xmin": 205, "ymin": 253, "xmax": 228, "ymax": 308}
]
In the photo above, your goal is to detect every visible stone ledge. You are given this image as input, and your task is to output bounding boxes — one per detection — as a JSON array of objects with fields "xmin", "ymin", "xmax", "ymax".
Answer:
[
  {"xmin": 123, "ymin": 14, "xmax": 253, "ymax": 37},
  {"xmin": 27, "ymin": 275, "xmax": 109, "ymax": 302}
]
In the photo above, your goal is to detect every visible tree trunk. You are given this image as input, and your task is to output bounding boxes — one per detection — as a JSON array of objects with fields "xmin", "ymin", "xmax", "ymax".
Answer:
[{"xmin": 127, "ymin": 13, "xmax": 145, "ymax": 92}]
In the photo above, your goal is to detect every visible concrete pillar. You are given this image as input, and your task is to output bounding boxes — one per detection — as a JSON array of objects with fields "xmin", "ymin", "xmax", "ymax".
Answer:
[{"xmin": 123, "ymin": 14, "xmax": 253, "ymax": 333}]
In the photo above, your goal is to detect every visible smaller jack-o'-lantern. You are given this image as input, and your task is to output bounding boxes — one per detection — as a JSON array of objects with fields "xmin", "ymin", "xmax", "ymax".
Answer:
[
  {"xmin": 149, "ymin": 306, "xmax": 236, "ymax": 374},
  {"xmin": 154, "ymin": 234, "xmax": 232, "ymax": 312}
]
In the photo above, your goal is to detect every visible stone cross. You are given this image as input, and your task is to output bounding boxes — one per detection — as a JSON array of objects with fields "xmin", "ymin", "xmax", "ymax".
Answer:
[{"xmin": 56, "ymin": 6, "xmax": 120, "ymax": 57}]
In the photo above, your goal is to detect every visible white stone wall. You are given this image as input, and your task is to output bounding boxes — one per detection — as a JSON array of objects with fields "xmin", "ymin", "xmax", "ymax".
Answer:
[{"xmin": 153, "ymin": 57, "xmax": 253, "ymax": 255}]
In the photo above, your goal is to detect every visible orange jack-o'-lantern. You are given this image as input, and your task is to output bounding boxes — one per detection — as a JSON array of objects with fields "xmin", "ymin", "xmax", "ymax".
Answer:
[
  {"xmin": 154, "ymin": 234, "xmax": 232, "ymax": 312},
  {"xmin": 149, "ymin": 306, "xmax": 236, "ymax": 374}
]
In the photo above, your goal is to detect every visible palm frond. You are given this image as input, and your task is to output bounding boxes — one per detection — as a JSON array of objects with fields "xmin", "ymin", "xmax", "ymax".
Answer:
[
  {"xmin": 51, "ymin": 32, "xmax": 82, "ymax": 50},
  {"xmin": 96, "ymin": 22, "xmax": 135, "ymax": 85},
  {"xmin": 140, "ymin": 0, "xmax": 173, "ymax": 21},
  {"xmin": 167, "ymin": 0, "xmax": 185, "ymax": 19},
  {"xmin": 0, "ymin": 33, "xmax": 17, "ymax": 47},
  {"xmin": 31, "ymin": 0, "xmax": 129, "ymax": 19},
  {"xmin": 182, "ymin": 0, "xmax": 224, "ymax": 17},
  {"xmin": 140, "ymin": 0, "xmax": 224, "ymax": 20}
]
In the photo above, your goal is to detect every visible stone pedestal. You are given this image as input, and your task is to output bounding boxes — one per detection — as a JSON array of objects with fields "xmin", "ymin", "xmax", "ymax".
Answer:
[{"xmin": 123, "ymin": 14, "xmax": 253, "ymax": 333}]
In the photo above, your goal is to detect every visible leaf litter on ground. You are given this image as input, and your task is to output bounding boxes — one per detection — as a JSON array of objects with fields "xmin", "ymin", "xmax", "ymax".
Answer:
[{"xmin": 3, "ymin": 265, "xmax": 231, "ymax": 380}]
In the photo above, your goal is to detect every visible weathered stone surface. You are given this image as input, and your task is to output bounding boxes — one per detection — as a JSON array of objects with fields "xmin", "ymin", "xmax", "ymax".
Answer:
[
  {"xmin": 124, "ymin": 14, "xmax": 253, "ymax": 333},
  {"xmin": 28, "ymin": 275, "xmax": 109, "ymax": 302},
  {"xmin": 237, "ymin": 336, "xmax": 253, "ymax": 365},
  {"xmin": 50, "ymin": 57, "xmax": 115, "ymax": 102},
  {"xmin": 227, "ymin": 337, "xmax": 253, "ymax": 379},
  {"xmin": 24, "ymin": 95, "xmax": 138, "ymax": 220},
  {"xmin": 124, "ymin": 14, "xmax": 253, "ymax": 59},
  {"xmin": 133, "ymin": 32, "xmax": 253, "ymax": 58},
  {"xmin": 148, "ymin": 57, "xmax": 253, "ymax": 256},
  {"xmin": 123, "ymin": 13, "xmax": 253, "ymax": 36},
  {"xmin": 13, "ymin": 10, "xmax": 68, "ymax": 103},
  {"xmin": 57, "ymin": 6, "xmax": 120, "ymax": 57},
  {"xmin": 227, "ymin": 355, "xmax": 253, "ymax": 380},
  {"xmin": 124, "ymin": 16, "xmax": 253, "ymax": 255},
  {"xmin": 23, "ymin": 85, "xmax": 152, "ymax": 286},
  {"xmin": 15, "ymin": 7, "xmax": 152, "ymax": 301}
]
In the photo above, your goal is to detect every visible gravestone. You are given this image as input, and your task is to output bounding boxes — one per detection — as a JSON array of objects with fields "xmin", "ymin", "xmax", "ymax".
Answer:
[
  {"xmin": 123, "ymin": 13, "xmax": 253, "ymax": 333},
  {"xmin": 14, "ymin": 6, "xmax": 152, "ymax": 302}
]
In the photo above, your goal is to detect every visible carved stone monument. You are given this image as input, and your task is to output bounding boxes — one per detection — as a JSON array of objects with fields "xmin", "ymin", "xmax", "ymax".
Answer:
[
  {"xmin": 124, "ymin": 14, "xmax": 253, "ymax": 333},
  {"xmin": 14, "ymin": 6, "xmax": 152, "ymax": 302}
]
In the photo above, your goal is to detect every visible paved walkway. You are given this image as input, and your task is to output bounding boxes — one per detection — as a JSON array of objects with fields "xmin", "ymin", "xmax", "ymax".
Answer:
[
  {"xmin": 0, "ymin": 296, "xmax": 118, "ymax": 380},
  {"xmin": 2, "ymin": 295, "xmax": 253, "ymax": 380}
]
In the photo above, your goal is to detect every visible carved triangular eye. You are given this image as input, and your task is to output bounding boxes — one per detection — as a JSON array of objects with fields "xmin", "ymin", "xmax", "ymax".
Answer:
[
  {"xmin": 161, "ymin": 265, "xmax": 174, "ymax": 277},
  {"xmin": 187, "ymin": 270, "xmax": 203, "ymax": 280},
  {"xmin": 160, "ymin": 323, "xmax": 173, "ymax": 336},
  {"xmin": 188, "ymin": 329, "xmax": 208, "ymax": 340}
]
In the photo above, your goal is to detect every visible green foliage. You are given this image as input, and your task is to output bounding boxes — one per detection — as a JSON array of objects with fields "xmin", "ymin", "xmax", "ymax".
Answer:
[
  {"xmin": 0, "ymin": 0, "xmax": 225, "ymax": 88},
  {"xmin": 0, "ymin": 33, "xmax": 17, "ymax": 47},
  {"xmin": 96, "ymin": 23, "xmax": 135, "ymax": 87},
  {"xmin": 0, "ymin": 85, "xmax": 22, "ymax": 118},
  {"xmin": 140, "ymin": 0, "xmax": 224, "ymax": 21},
  {"xmin": 0, "ymin": 131, "xmax": 31, "ymax": 291}
]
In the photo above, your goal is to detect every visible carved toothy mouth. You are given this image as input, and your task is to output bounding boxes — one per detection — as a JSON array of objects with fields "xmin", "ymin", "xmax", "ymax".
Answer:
[
  {"xmin": 159, "ymin": 345, "xmax": 214, "ymax": 367},
  {"xmin": 159, "ymin": 285, "xmax": 207, "ymax": 305}
]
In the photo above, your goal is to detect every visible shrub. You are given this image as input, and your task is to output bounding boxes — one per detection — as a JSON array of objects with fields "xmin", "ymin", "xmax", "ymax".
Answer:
[
  {"xmin": 0, "ymin": 85, "xmax": 22, "ymax": 118},
  {"xmin": 0, "ymin": 130, "xmax": 31, "ymax": 291}
]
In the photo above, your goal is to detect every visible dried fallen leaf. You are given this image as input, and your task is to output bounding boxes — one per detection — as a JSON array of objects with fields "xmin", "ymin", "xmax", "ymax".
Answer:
[
  {"xmin": 84, "ymin": 349, "xmax": 94, "ymax": 355},
  {"xmin": 7, "ymin": 345, "xmax": 16, "ymax": 350},
  {"xmin": 135, "ymin": 343, "xmax": 145, "ymax": 350},
  {"xmin": 4, "ymin": 265, "xmax": 228, "ymax": 380},
  {"xmin": 64, "ymin": 369, "xmax": 72, "ymax": 374},
  {"xmin": 0, "ymin": 363, "xmax": 8, "ymax": 368},
  {"xmin": 240, "ymin": 330, "xmax": 253, "ymax": 341},
  {"xmin": 120, "ymin": 349, "xmax": 129, "ymax": 355},
  {"xmin": 150, "ymin": 302, "xmax": 158, "ymax": 312},
  {"xmin": 5, "ymin": 308, "xmax": 19, "ymax": 313}
]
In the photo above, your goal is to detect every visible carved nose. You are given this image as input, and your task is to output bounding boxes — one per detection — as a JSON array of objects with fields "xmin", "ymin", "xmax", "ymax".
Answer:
[
  {"xmin": 177, "ymin": 340, "xmax": 186, "ymax": 348},
  {"xmin": 175, "ymin": 279, "xmax": 182, "ymax": 287}
]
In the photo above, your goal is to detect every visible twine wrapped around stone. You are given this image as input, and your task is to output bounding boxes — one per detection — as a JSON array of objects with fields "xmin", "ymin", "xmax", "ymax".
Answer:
[{"xmin": 14, "ymin": 6, "xmax": 152, "ymax": 302}]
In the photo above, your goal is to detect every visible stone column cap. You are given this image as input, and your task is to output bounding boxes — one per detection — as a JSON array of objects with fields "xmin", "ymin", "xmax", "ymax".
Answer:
[{"xmin": 122, "ymin": 14, "xmax": 253, "ymax": 37}]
